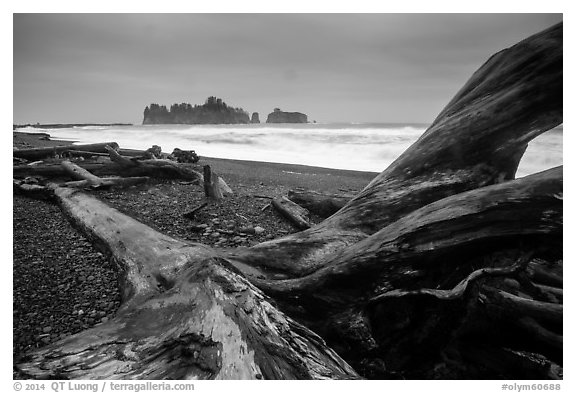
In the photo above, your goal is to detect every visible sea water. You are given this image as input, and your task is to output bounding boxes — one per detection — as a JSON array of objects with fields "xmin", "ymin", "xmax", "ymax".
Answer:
[{"xmin": 18, "ymin": 123, "xmax": 562, "ymax": 178}]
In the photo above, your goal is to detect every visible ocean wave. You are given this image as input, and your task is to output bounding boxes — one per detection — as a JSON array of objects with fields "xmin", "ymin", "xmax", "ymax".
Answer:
[
  {"xmin": 25, "ymin": 123, "xmax": 560, "ymax": 175},
  {"xmin": 201, "ymin": 138, "xmax": 257, "ymax": 145},
  {"xmin": 73, "ymin": 126, "xmax": 108, "ymax": 130}
]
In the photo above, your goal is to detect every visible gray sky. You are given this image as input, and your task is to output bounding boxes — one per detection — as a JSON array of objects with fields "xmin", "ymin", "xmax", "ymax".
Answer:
[{"xmin": 13, "ymin": 13, "xmax": 562, "ymax": 124}]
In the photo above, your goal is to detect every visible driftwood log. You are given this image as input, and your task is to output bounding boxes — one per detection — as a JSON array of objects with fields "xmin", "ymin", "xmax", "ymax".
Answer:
[
  {"xmin": 13, "ymin": 149, "xmax": 233, "ymax": 192},
  {"xmin": 287, "ymin": 189, "xmax": 354, "ymax": 218},
  {"xmin": 15, "ymin": 23, "xmax": 562, "ymax": 379},
  {"xmin": 272, "ymin": 196, "xmax": 312, "ymax": 230},
  {"xmin": 13, "ymin": 161, "xmax": 149, "ymax": 191},
  {"xmin": 60, "ymin": 160, "xmax": 149, "ymax": 189},
  {"xmin": 14, "ymin": 157, "xmax": 203, "ymax": 182},
  {"xmin": 62, "ymin": 150, "xmax": 111, "ymax": 159},
  {"xmin": 13, "ymin": 142, "xmax": 120, "ymax": 161}
]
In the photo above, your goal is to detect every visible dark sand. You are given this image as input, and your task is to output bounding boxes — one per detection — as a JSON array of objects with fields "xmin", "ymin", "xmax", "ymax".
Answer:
[
  {"xmin": 202, "ymin": 156, "xmax": 377, "ymax": 193},
  {"xmin": 12, "ymin": 131, "xmax": 378, "ymax": 370}
]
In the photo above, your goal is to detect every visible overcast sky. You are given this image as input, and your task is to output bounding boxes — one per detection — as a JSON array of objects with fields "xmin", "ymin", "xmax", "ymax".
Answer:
[{"xmin": 13, "ymin": 13, "xmax": 561, "ymax": 124}]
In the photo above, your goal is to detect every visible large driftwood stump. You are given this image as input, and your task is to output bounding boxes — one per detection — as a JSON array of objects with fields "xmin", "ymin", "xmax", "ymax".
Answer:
[
  {"xmin": 15, "ymin": 23, "xmax": 562, "ymax": 379},
  {"xmin": 203, "ymin": 165, "xmax": 223, "ymax": 200}
]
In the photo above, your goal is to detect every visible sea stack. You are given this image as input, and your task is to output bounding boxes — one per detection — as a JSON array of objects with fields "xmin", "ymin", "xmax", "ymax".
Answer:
[
  {"xmin": 142, "ymin": 96, "xmax": 250, "ymax": 125},
  {"xmin": 251, "ymin": 112, "xmax": 260, "ymax": 124},
  {"xmin": 266, "ymin": 108, "xmax": 308, "ymax": 124}
]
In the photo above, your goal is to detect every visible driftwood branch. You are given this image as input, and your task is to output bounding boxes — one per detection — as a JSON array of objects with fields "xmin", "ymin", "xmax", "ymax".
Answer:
[
  {"xmin": 62, "ymin": 150, "xmax": 110, "ymax": 158},
  {"xmin": 62, "ymin": 177, "xmax": 149, "ymax": 189},
  {"xmin": 483, "ymin": 287, "xmax": 562, "ymax": 324},
  {"xmin": 105, "ymin": 145, "xmax": 136, "ymax": 166},
  {"xmin": 60, "ymin": 160, "xmax": 148, "ymax": 189},
  {"xmin": 183, "ymin": 202, "xmax": 208, "ymax": 219},
  {"xmin": 272, "ymin": 196, "xmax": 312, "ymax": 230},
  {"xmin": 369, "ymin": 252, "xmax": 533, "ymax": 303},
  {"xmin": 61, "ymin": 160, "xmax": 103, "ymax": 184},
  {"xmin": 288, "ymin": 189, "xmax": 354, "ymax": 218}
]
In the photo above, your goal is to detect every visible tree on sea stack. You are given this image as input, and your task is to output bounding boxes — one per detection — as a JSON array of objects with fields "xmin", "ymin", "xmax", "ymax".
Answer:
[{"xmin": 16, "ymin": 23, "xmax": 562, "ymax": 379}]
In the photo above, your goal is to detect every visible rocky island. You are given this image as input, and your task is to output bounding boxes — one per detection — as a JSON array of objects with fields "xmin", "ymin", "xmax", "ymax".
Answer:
[
  {"xmin": 266, "ymin": 108, "xmax": 308, "ymax": 123},
  {"xmin": 143, "ymin": 96, "xmax": 250, "ymax": 125}
]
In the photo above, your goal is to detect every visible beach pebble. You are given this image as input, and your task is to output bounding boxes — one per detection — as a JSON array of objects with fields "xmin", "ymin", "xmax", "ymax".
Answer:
[
  {"xmin": 239, "ymin": 226, "xmax": 255, "ymax": 234},
  {"xmin": 14, "ymin": 193, "xmax": 123, "ymax": 363}
]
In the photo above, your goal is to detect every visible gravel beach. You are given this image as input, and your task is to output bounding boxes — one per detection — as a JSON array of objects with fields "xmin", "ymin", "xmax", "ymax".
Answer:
[{"xmin": 12, "ymin": 131, "xmax": 377, "ymax": 367}]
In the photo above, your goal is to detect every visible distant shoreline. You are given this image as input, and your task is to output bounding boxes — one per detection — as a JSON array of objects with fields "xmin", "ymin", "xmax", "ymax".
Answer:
[{"xmin": 13, "ymin": 123, "xmax": 133, "ymax": 130}]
